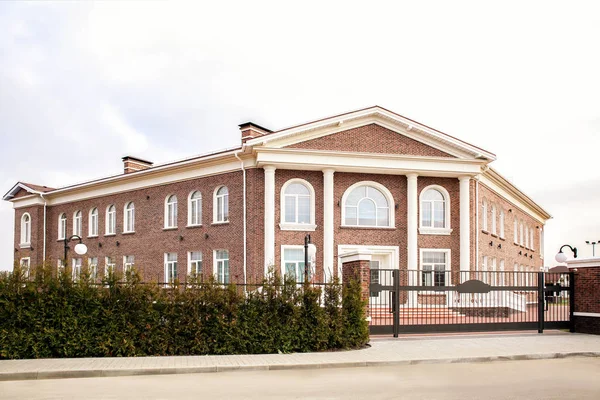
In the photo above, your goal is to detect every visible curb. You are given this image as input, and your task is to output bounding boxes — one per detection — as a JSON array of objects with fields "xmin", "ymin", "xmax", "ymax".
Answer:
[{"xmin": 0, "ymin": 352, "xmax": 598, "ymax": 382}]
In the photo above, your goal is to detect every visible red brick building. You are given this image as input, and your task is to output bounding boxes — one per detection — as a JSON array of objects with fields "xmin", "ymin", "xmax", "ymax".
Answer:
[{"xmin": 4, "ymin": 106, "xmax": 551, "ymax": 289}]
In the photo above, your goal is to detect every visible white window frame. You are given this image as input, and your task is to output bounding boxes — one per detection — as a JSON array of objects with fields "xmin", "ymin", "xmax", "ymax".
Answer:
[
  {"xmin": 419, "ymin": 185, "xmax": 452, "ymax": 235},
  {"xmin": 499, "ymin": 210, "xmax": 505, "ymax": 239},
  {"xmin": 481, "ymin": 255, "xmax": 488, "ymax": 283},
  {"xmin": 213, "ymin": 186, "xmax": 229, "ymax": 224},
  {"xmin": 106, "ymin": 205, "xmax": 116, "ymax": 235},
  {"xmin": 519, "ymin": 221, "xmax": 524, "ymax": 246},
  {"xmin": 531, "ymin": 228, "xmax": 535, "ymax": 251},
  {"xmin": 188, "ymin": 251, "xmax": 203, "ymax": 276},
  {"xmin": 419, "ymin": 248, "xmax": 452, "ymax": 287},
  {"xmin": 482, "ymin": 199, "xmax": 488, "ymax": 232},
  {"xmin": 281, "ymin": 245, "xmax": 314, "ymax": 282},
  {"xmin": 280, "ymin": 179, "xmax": 316, "ymax": 231},
  {"xmin": 73, "ymin": 210, "xmax": 82, "ymax": 237},
  {"xmin": 20, "ymin": 257, "xmax": 30, "ymax": 278},
  {"xmin": 491, "ymin": 204, "xmax": 497, "ymax": 235},
  {"xmin": 514, "ymin": 219, "xmax": 518, "ymax": 244},
  {"xmin": 341, "ymin": 181, "xmax": 395, "ymax": 229},
  {"xmin": 72, "ymin": 258, "xmax": 82, "ymax": 281},
  {"xmin": 164, "ymin": 253, "xmax": 178, "ymax": 285},
  {"xmin": 164, "ymin": 195, "xmax": 178, "ymax": 229},
  {"xmin": 525, "ymin": 226, "xmax": 529, "ymax": 249},
  {"xmin": 490, "ymin": 257, "xmax": 497, "ymax": 286},
  {"xmin": 187, "ymin": 191, "xmax": 202, "ymax": 227},
  {"xmin": 88, "ymin": 257, "xmax": 98, "ymax": 281},
  {"xmin": 499, "ymin": 259, "xmax": 505, "ymax": 286},
  {"xmin": 89, "ymin": 208, "xmax": 98, "ymax": 237},
  {"xmin": 123, "ymin": 255, "xmax": 135, "ymax": 276},
  {"xmin": 124, "ymin": 202, "xmax": 135, "ymax": 233},
  {"xmin": 20, "ymin": 212, "xmax": 31, "ymax": 246},
  {"xmin": 58, "ymin": 213, "xmax": 67, "ymax": 240},
  {"xmin": 105, "ymin": 257, "xmax": 116, "ymax": 277},
  {"xmin": 213, "ymin": 249, "xmax": 230, "ymax": 284}
]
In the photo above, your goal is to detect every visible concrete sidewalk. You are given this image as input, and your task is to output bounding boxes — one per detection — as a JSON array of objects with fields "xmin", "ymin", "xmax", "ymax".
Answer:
[{"xmin": 1, "ymin": 331, "xmax": 599, "ymax": 381}]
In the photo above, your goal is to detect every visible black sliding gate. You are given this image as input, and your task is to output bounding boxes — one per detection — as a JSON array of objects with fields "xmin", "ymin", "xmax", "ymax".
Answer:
[{"xmin": 369, "ymin": 270, "xmax": 573, "ymax": 336}]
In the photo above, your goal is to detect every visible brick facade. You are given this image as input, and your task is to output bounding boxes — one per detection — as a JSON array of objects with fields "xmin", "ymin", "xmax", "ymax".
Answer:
[{"xmin": 571, "ymin": 264, "xmax": 600, "ymax": 334}]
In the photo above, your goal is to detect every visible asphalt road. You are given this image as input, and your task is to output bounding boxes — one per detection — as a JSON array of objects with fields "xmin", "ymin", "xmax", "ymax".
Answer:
[{"xmin": 1, "ymin": 357, "xmax": 599, "ymax": 400}]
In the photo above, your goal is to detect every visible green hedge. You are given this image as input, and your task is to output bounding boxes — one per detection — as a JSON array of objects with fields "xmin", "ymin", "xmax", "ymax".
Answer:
[{"xmin": 0, "ymin": 265, "xmax": 368, "ymax": 359}]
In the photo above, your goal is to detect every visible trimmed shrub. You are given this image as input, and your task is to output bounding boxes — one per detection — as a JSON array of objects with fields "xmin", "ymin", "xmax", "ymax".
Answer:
[{"xmin": 0, "ymin": 264, "xmax": 369, "ymax": 359}]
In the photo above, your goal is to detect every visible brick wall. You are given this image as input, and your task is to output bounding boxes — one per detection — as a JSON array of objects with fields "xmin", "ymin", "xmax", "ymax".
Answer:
[
  {"xmin": 572, "ymin": 265, "xmax": 600, "ymax": 334},
  {"xmin": 13, "ymin": 205, "xmax": 44, "ymax": 269}
]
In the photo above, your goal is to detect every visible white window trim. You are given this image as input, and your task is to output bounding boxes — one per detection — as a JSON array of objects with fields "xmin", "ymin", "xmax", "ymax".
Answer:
[
  {"xmin": 482, "ymin": 199, "xmax": 488, "ymax": 232},
  {"xmin": 73, "ymin": 211, "xmax": 82, "ymax": 237},
  {"xmin": 123, "ymin": 255, "xmax": 135, "ymax": 274},
  {"xmin": 280, "ymin": 244, "xmax": 315, "ymax": 281},
  {"xmin": 337, "ymin": 244, "xmax": 399, "ymax": 280},
  {"xmin": 88, "ymin": 208, "xmax": 99, "ymax": 237},
  {"xmin": 187, "ymin": 251, "xmax": 203, "ymax": 275},
  {"xmin": 491, "ymin": 204, "xmax": 497, "ymax": 235},
  {"xmin": 105, "ymin": 205, "xmax": 116, "ymax": 236},
  {"xmin": 123, "ymin": 202, "xmax": 135, "ymax": 233},
  {"xmin": 513, "ymin": 219, "xmax": 518, "ymax": 244},
  {"xmin": 499, "ymin": 210, "xmax": 505, "ymax": 239},
  {"xmin": 213, "ymin": 249, "xmax": 230, "ymax": 284},
  {"xmin": 531, "ymin": 228, "xmax": 536, "ymax": 251},
  {"xmin": 341, "ymin": 181, "xmax": 395, "ymax": 229},
  {"xmin": 20, "ymin": 257, "xmax": 31, "ymax": 278},
  {"xmin": 419, "ymin": 248, "xmax": 452, "ymax": 288},
  {"xmin": 58, "ymin": 213, "xmax": 67, "ymax": 240},
  {"xmin": 72, "ymin": 257, "xmax": 82, "ymax": 281},
  {"xmin": 164, "ymin": 253, "xmax": 178, "ymax": 286},
  {"xmin": 418, "ymin": 185, "xmax": 452, "ymax": 235},
  {"xmin": 187, "ymin": 191, "xmax": 202, "ymax": 227},
  {"xmin": 164, "ymin": 194, "xmax": 178, "ymax": 229},
  {"xmin": 104, "ymin": 257, "xmax": 116, "ymax": 277},
  {"xmin": 88, "ymin": 257, "xmax": 98, "ymax": 280},
  {"xmin": 213, "ymin": 186, "xmax": 229, "ymax": 224},
  {"xmin": 20, "ymin": 212, "xmax": 31, "ymax": 247},
  {"xmin": 279, "ymin": 178, "xmax": 317, "ymax": 231}
]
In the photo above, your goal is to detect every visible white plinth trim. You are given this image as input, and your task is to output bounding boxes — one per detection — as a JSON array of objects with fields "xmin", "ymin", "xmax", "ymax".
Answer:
[
  {"xmin": 567, "ymin": 257, "xmax": 600, "ymax": 268},
  {"xmin": 339, "ymin": 250, "xmax": 373, "ymax": 263},
  {"xmin": 574, "ymin": 312, "xmax": 600, "ymax": 318}
]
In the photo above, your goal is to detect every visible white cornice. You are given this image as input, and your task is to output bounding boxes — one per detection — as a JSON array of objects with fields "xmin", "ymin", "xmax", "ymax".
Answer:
[
  {"xmin": 245, "ymin": 106, "xmax": 496, "ymax": 161},
  {"xmin": 567, "ymin": 257, "xmax": 600, "ymax": 269}
]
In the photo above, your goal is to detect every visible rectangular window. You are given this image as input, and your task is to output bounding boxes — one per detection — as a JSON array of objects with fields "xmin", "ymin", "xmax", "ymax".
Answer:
[
  {"xmin": 107, "ymin": 208, "xmax": 116, "ymax": 235},
  {"xmin": 123, "ymin": 255, "xmax": 135, "ymax": 276},
  {"xmin": 59, "ymin": 216, "xmax": 67, "ymax": 240},
  {"xmin": 89, "ymin": 211, "xmax": 98, "ymax": 237},
  {"xmin": 88, "ymin": 257, "xmax": 98, "ymax": 281},
  {"xmin": 481, "ymin": 256, "xmax": 488, "ymax": 283},
  {"xmin": 491, "ymin": 206, "xmax": 497, "ymax": 235},
  {"xmin": 520, "ymin": 223, "xmax": 524, "ymax": 246},
  {"xmin": 282, "ymin": 247, "xmax": 307, "ymax": 282},
  {"xmin": 57, "ymin": 259, "xmax": 64, "ymax": 277},
  {"xmin": 482, "ymin": 201, "xmax": 488, "ymax": 231},
  {"xmin": 421, "ymin": 250, "xmax": 449, "ymax": 287},
  {"xmin": 530, "ymin": 229, "xmax": 535, "ymax": 251},
  {"xmin": 514, "ymin": 220, "xmax": 518, "ymax": 244},
  {"xmin": 499, "ymin": 211, "xmax": 505, "ymax": 238},
  {"xmin": 214, "ymin": 250, "xmax": 230, "ymax": 284},
  {"xmin": 525, "ymin": 226, "xmax": 529, "ymax": 249},
  {"xmin": 105, "ymin": 256, "xmax": 115, "ymax": 277},
  {"xmin": 165, "ymin": 253, "xmax": 178, "ymax": 284},
  {"xmin": 20, "ymin": 257, "xmax": 30, "ymax": 278},
  {"xmin": 72, "ymin": 258, "xmax": 82, "ymax": 281},
  {"xmin": 188, "ymin": 251, "xmax": 202, "ymax": 276},
  {"xmin": 74, "ymin": 213, "xmax": 82, "ymax": 237},
  {"xmin": 490, "ymin": 257, "xmax": 497, "ymax": 286}
]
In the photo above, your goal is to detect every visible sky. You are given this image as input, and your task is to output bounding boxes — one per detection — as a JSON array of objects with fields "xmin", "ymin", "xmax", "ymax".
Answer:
[{"xmin": 1, "ymin": 1, "xmax": 599, "ymax": 270}]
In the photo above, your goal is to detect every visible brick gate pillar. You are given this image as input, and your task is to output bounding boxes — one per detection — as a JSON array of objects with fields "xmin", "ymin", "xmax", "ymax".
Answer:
[
  {"xmin": 339, "ymin": 250, "xmax": 372, "ymax": 312},
  {"xmin": 567, "ymin": 258, "xmax": 600, "ymax": 334}
]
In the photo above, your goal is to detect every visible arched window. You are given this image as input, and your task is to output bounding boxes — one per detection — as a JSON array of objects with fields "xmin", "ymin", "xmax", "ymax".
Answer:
[
  {"xmin": 214, "ymin": 186, "xmax": 229, "ymax": 223},
  {"xmin": 342, "ymin": 182, "xmax": 393, "ymax": 227},
  {"xmin": 419, "ymin": 186, "xmax": 451, "ymax": 233},
  {"xmin": 106, "ymin": 205, "xmax": 116, "ymax": 235},
  {"xmin": 482, "ymin": 199, "xmax": 488, "ymax": 231},
  {"xmin": 513, "ymin": 219, "xmax": 518, "ymax": 244},
  {"xmin": 73, "ymin": 210, "xmax": 82, "ymax": 236},
  {"xmin": 491, "ymin": 204, "xmax": 497, "ymax": 235},
  {"xmin": 58, "ymin": 213, "xmax": 67, "ymax": 240},
  {"xmin": 124, "ymin": 202, "xmax": 135, "ymax": 233},
  {"xmin": 89, "ymin": 208, "xmax": 98, "ymax": 237},
  {"xmin": 281, "ymin": 179, "xmax": 315, "ymax": 229},
  {"xmin": 20, "ymin": 213, "xmax": 31, "ymax": 245},
  {"xmin": 188, "ymin": 191, "xmax": 202, "ymax": 226},
  {"xmin": 165, "ymin": 195, "xmax": 178, "ymax": 228},
  {"xmin": 499, "ymin": 210, "xmax": 505, "ymax": 238},
  {"xmin": 519, "ymin": 221, "xmax": 524, "ymax": 246}
]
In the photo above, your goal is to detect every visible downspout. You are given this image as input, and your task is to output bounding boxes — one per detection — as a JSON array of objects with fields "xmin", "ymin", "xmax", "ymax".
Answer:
[
  {"xmin": 234, "ymin": 149, "xmax": 247, "ymax": 285},
  {"xmin": 40, "ymin": 193, "xmax": 47, "ymax": 263}
]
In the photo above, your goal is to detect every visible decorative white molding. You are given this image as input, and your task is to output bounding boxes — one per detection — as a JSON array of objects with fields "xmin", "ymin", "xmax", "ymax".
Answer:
[
  {"xmin": 279, "ymin": 223, "xmax": 317, "ymax": 231},
  {"xmin": 407, "ymin": 174, "xmax": 418, "ymax": 286},
  {"xmin": 419, "ymin": 228, "xmax": 453, "ymax": 235},
  {"xmin": 264, "ymin": 166, "xmax": 276, "ymax": 271},
  {"xmin": 323, "ymin": 169, "xmax": 335, "ymax": 283},
  {"xmin": 338, "ymin": 250, "xmax": 373, "ymax": 264},
  {"xmin": 574, "ymin": 312, "xmax": 600, "ymax": 318},
  {"xmin": 279, "ymin": 178, "xmax": 316, "ymax": 226},
  {"xmin": 337, "ymin": 245, "xmax": 399, "ymax": 278},
  {"xmin": 459, "ymin": 176, "xmax": 471, "ymax": 275},
  {"xmin": 566, "ymin": 258, "xmax": 600, "ymax": 269},
  {"xmin": 340, "ymin": 180, "xmax": 396, "ymax": 229}
]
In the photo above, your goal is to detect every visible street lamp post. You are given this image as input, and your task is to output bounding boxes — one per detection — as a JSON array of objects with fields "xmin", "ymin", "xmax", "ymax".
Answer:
[
  {"xmin": 303, "ymin": 234, "xmax": 316, "ymax": 283},
  {"xmin": 63, "ymin": 234, "xmax": 88, "ymax": 267},
  {"xmin": 585, "ymin": 240, "xmax": 600, "ymax": 257},
  {"xmin": 554, "ymin": 244, "xmax": 577, "ymax": 263}
]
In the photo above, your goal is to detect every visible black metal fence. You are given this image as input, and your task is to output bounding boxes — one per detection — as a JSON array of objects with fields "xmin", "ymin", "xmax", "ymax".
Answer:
[{"xmin": 369, "ymin": 270, "xmax": 573, "ymax": 336}]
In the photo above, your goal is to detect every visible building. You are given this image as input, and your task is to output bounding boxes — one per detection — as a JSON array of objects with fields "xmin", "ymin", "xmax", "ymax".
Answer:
[{"xmin": 3, "ymin": 106, "xmax": 551, "ymax": 288}]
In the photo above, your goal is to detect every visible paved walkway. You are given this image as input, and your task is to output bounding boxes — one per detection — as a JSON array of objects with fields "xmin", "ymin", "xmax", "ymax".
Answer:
[{"xmin": 1, "ymin": 331, "xmax": 599, "ymax": 381}]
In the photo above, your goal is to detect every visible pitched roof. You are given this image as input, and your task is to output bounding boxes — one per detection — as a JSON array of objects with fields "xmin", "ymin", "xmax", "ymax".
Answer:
[{"xmin": 2, "ymin": 182, "xmax": 56, "ymax": 201}]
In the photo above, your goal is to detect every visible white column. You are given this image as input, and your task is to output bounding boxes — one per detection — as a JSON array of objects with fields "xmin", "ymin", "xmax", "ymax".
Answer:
[
  {"xmin": 407, "ymin": 174, "xmax": 418, "ymax": 287},
  {"xmin": 264, "ymin": 165, "xmax": 276, "ymax": 273},
  {"xmin": 323, "ymin": 169, "xmax": 335, "ymax": 282},
  {"xmin": 459, "ymin": 175, "xmax": 471, "ymax": 281}
]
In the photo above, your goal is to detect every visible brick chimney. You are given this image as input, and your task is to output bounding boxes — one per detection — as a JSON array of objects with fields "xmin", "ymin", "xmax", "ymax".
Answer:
[
  {"xmin": 122, "ymin": 156, "xmax": 153, "ymax": 174},
  {"xmin": 239, "ymin": 122, "xmax": 272, "ymax": 144}
]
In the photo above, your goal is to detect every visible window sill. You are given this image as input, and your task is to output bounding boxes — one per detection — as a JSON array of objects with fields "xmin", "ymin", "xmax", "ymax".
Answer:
[
  {"xmin": 163, "ymin": 227, "xmax": 178, "ymax": 231},
  {"xmin": 340, "ymin": 225, "xmax": 396, "ymax": 230},
  {"xmin": 19, "ymin": 243, "xmax": 31, "ymax": 249},
  {"xmin": 491, "ymin": 233, "xmax": 498, "ymax": 238},
  {"xmin": 87, "ymin": 235, "xmax": 98, "ymax": 239},
  {"xmin": 481, "ymin": 230, "xmax": 489, "ymax": 234},
  {"xmin": 279, "ymin": 223, "xmax": 317, "ymax": 231},
  {"xmin": 212, "ymin": 221, "xmax": 230, "ymax": 226},
  {"xmin": 122, "ymin": 231, "xmax": 135, "ymax": 235},
  {"xmin": 186, "ymin": 224, "xmax": 203, "ymax": 229},
  {"xmin": 499, "ymin": 236, "xmax": 506, "ymax": 241},
  {"xmin": 104, "ymin": 233, "xmax": 116, "ymax": 237},
  {"xmin": 419, "ymin": 228, "xmax": 452, "ymax": 236}
]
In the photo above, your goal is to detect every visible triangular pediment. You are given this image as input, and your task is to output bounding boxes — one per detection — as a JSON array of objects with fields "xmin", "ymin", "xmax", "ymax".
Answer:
[
  {"xmin": 246, "ymin": 106, "xmax": 495, "ymax": 161},
  {"xmin": 2, "ymin": 182, "xmax": 54, "ymax": 201}
]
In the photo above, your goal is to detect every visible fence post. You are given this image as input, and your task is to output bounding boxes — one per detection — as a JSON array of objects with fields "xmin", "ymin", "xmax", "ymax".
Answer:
[
  {"xmin": 339, "ymin": 250, "xmax": 372, "ymax": 321},
  {"xmin": 538, "ymin": 271, "xmax": 544, "ymax": 334},
  {"xmin": 569, "ymin": 271, "xmax": 575, "ymax": 333},
  {"xmin": 393, "ymin": 270, "xmax": 400, "ymax": 338}
]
